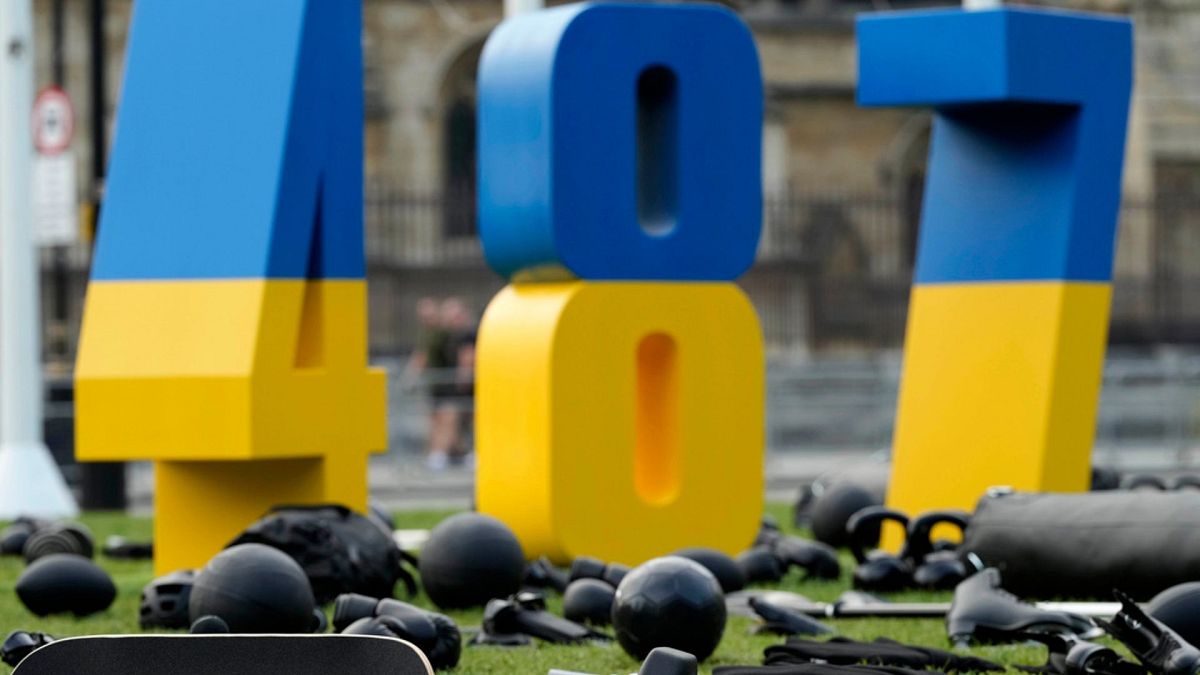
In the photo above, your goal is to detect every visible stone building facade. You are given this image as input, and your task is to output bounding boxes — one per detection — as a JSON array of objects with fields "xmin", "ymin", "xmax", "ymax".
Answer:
[{"xmin": 29, "ymin": 0, "xmax": 1200, "ymax": 355}]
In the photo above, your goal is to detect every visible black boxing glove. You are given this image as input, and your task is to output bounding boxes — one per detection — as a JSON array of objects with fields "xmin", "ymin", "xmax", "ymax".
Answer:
[
  {"xmin": 335, "ymin": 594, "xmax": 461, "ymax": 670},
  {"xmin": 772, "ymin": 536, "xmax": 841, "ymax": 580},
  {"xmin": 569, "ymin": 556, "xmax": 630, "ymax": 588}
]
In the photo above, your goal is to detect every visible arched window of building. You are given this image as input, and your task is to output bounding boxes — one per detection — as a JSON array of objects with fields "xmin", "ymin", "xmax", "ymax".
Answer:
[{"xmin": 439, "ymin": 38, "xmax": 486, "ymax": 239}]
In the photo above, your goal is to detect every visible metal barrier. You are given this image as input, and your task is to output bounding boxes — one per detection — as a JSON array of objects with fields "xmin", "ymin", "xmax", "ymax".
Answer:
[
  {"xmin": 379, "ymin": 351, "xmax": 1200, "ymax": 461},
  {"xmin": 38, "ymin": 191, "xmax": 1200, "ymax": 360}
]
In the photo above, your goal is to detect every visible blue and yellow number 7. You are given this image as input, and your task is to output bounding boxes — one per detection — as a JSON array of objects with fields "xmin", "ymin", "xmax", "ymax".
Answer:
[{"xmin": 857, "ymin": 7, "xmax": 1133, "ymax": 525}]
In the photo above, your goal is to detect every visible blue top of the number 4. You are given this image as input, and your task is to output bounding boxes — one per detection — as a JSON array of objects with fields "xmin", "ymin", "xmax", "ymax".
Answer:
[
  {"xmin": 91, "ymin": 0, "xmax": 364, "ymax": 281},
  {"xmin": 858, "ymin": 7, "xmax": 1133, "ymax": 284}
]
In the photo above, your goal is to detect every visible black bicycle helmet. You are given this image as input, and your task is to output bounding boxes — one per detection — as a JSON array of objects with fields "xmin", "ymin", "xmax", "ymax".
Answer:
[{"xmin": 23, "ymin": 522, "xmax": 95, "ymax": 562}]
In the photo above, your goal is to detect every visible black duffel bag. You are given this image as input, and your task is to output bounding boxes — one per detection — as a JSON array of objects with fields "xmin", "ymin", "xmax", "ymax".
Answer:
[
  {"xmin": 228, "ymin": 504, "xmax": 417, "ymax": 603},
  {"xmin": 962, "ymin": 490, "xmax": 1200, "ymax": 600}
]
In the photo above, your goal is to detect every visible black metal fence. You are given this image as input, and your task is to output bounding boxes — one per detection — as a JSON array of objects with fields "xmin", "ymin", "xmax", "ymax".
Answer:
[{"xmin": 40, "ymin": 189, "xmax": 1200, "ymax": 363}]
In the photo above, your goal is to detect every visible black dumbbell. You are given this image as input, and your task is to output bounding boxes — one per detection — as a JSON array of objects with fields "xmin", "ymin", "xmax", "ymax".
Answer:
[
  {"xmin": 847, "ymin": 506, "xmax": 912, "ymax": 592},
  {"xmin": 905, "ymin": 510, "xmax": 974, "ymax": 590}
]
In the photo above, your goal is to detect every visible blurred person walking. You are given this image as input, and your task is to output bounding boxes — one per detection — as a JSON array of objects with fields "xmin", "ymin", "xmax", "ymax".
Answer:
[{"xmin": 419, "ymin": 297, "xmax": 476, "ymax": 471}]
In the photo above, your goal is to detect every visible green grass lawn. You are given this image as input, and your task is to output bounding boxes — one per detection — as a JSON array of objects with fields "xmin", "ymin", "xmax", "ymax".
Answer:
[{"xmin": 0, "ymin": 504, "xmax": 1067, "ymax": 673}]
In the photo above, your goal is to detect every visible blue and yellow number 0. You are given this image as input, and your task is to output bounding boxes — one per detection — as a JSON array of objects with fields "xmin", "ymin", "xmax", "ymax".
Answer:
[{"xmin": 475, "ymin": 3, "xmax": 766, "ymax": 564}]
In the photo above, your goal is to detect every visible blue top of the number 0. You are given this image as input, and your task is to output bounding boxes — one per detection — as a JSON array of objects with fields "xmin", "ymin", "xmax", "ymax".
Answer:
[{"xmin": 478, "ymin": 3, "xmax": 764, "ymax": 282}]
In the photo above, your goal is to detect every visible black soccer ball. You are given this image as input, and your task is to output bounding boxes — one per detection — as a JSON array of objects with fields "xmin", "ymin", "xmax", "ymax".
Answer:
[
  {"xmin": 563, "ymin": 578, "xmax": 616, "ymax": 625},
  {"xmin": 15, "ymin": 553, "xmax": 116, "ymax": 616},
  {"xmin": 612, "ymin": 556, "xmax": 726, "ymax": 662},
  {"xmin": 188, "ymin": 543, "xmax": 315, "ymax": 633},
  {"xmin": 811, "ymin": 481, "xmax": 881, "ymax": 548},
  {"xmin": 672, "ymin": 547, "xmax": 745, "ymax": 593},
  {"xmin": 418, "ymin": 513, "xmax": 525, "ymax": 609},
  {"xmin": 1149, "ymin": 582, "xmax": 1200, "ymax": 646}
]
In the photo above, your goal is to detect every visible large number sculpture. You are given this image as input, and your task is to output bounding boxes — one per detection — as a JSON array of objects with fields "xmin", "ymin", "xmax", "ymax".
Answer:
[
  {"xmin": 75, "ymin": 0, "xmax": 385, "ymax": 574},
  {"xmin": 475, "ymin": 3, "xmax": 765, "ymax": 564},
  {"xmin": 858, "ymin": 8, "xmax": 1133, "ymax": 522}
]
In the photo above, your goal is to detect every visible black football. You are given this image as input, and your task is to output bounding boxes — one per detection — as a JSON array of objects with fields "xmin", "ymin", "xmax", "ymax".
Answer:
[{"xmin": 16, "ymin": 554, "xmax": 116, "ymax": 616}]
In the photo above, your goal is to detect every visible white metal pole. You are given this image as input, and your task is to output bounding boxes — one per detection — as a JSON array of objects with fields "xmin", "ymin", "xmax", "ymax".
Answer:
[
  {"xmin": 0, "ymin": 0, "xmax": 78, "ymax": 517},
  {"xmin": 963, "ymin": 0, "xmax": 1002, "ymax": 9},
  {"xmin": 504, "ymin": 0, "xmax": 542, "ymax": 19}
]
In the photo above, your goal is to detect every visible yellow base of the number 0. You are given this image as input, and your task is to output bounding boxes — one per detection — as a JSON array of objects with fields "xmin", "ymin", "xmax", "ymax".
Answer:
[{"xmin": 476, "ymin": 281, "xmax": 764, "ymax": 565}]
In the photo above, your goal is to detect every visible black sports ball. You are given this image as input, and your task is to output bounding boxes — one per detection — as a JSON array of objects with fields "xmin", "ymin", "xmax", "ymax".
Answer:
[
  {"xmin": 16, "ymin": 554, "xmax": 116, "ymax": 616},
  {"xmin": 672, "ymin": 547, "xmax": 745, "ymax": 593},
  {"xmin": 418, "ymin": 513, "xmax": 525, "ymax": 609},
  {"xmin": 811, "ymin": 482, "xmax": 881, "ymax": 548},
  {"xmin": 189, "ymin": 615, "xmax": 230, "ymax": 634},
  {"xmin": 1148, "ymin": 582, "xmax": 1200, "ymax": 646},
  {"xmin": 189, "ymin": 543, "xmax": 315, "ymax": 633},
  {"xmin": 612, "ymin": 556, "xmax": 726, "ymax": 662},
  {"xmin": 563, "ymin": 578, "xmax": 616, "ymax": 625}
]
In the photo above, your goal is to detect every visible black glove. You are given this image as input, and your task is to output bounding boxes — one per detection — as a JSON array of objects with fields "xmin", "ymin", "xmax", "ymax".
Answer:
[
  {"xmin": 2, "ymin": 630, "xmax": 54, "ymax": 668},
  {"xmin": 549, "ymin": 646, "xmax": 698, "ymax": 675},
  {"xmin": 773, "ymin": 536, "xmax": 841, "ymax": 580},
  {"xmin": 765, "ymin": 637, "xmax": 1004, "ymax": 673},
  {"xmin": 1102, "ymin": 590, "xmax": 1200, "ymax": 675},
  {"xmin": 748, "ymin": 597, "xmax": 833, "ymax": 637},
  {"xmin": 716, "ymin": 664, "xmax": 945, "ymax": 675},
  {"xmin": 1015, "ymin": 632, "xmax": 1143, "ymax": 675},
  {"xmin": 335, "ymin": 593, "xmax": 461, "ymax": 670},
  {"xmin": 736, "ymin": 537, "xmax": 841, "ymax": 584},
  {"xmin": 525, "ymin": 557, "xmax": 570, "ymax": 593},
  {"xmin": 483, "ymin": 591, "xmax": 608, "ymax": 644}
]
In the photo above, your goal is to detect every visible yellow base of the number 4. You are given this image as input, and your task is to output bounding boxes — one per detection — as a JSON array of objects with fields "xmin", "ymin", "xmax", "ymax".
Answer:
[
  {"xmin": 153, "ymin": 454, "xmax": 367, "ymax": 575},
  {"xmin": 476, "ymin": 281, "xmax": 764, "ymax": 565},
  {"xmin": 75, "ymin": 278, "xmax": 385, "ymax": 573}
]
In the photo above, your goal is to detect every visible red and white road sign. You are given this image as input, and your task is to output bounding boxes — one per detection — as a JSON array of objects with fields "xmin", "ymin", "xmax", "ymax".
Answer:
[{"xmin": 31, "ymin": 86, "xmax": 74, "ymax": 155}]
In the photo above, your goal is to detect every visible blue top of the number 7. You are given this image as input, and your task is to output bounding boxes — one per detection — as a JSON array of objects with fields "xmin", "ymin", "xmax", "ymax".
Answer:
[
  {"xmin": 91, "ymin": 0, "xmax": 364, "ymax": 281},
  {"xmin": 857, "ymin": 7, "xmax": 1132, "ymax": 284}
]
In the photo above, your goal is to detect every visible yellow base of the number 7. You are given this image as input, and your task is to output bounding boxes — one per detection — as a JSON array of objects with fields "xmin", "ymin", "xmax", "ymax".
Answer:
[{"xmin": 886, "ymin": 281, "xmax": 1110, "ymax": 548}]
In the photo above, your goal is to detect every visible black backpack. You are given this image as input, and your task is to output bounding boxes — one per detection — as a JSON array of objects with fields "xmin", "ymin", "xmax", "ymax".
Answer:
[{"xmin": 228, "ymin": 504, "xmax": 417, "ymax": 604}]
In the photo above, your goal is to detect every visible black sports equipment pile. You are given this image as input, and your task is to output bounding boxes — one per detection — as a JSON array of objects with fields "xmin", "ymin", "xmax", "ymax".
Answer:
[{"xmin": 16, "ymin": 481, "xmax": 1200, "ymax": 673}]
